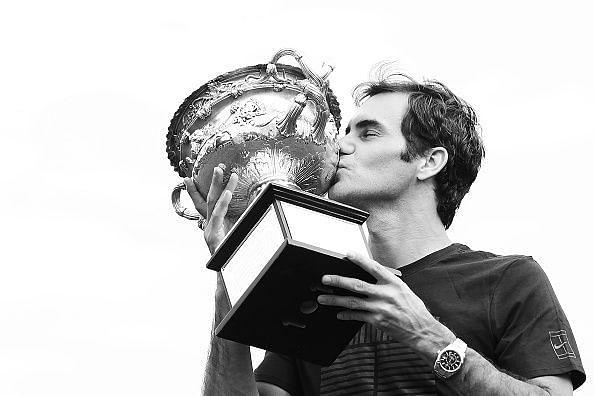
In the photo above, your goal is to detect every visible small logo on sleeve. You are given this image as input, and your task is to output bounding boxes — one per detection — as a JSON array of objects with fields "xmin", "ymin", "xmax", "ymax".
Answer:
[{"xmin": 549, "ymin": 330, "xmax": 576, "ymax": 359}]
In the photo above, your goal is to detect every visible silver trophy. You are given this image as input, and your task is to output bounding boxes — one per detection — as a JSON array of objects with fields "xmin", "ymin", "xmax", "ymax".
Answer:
[
  {"xmin": 168, "ymin": 49, "xmax": 341, "ymax": 225},
  {"xmin": 166, "ymin": 49, "xmax": 372, "ymax": 366}
]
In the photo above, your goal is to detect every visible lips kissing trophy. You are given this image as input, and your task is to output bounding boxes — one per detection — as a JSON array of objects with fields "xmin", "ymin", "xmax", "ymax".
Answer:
[{"xmin": 166, "ymin": 49, "xmax": 373, "ymax": 365}]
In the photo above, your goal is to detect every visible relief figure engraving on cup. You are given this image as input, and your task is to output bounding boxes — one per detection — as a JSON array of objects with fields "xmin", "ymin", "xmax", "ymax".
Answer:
[{"xmin": 167, "ymin": 49, "xmax": 342, "ymax": 226}]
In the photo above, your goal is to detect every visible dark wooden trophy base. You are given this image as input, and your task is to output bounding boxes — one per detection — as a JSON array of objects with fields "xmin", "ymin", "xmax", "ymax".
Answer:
[{"xmin": 206, "ymin": 183, "xmax": 374, "ymax": 366}]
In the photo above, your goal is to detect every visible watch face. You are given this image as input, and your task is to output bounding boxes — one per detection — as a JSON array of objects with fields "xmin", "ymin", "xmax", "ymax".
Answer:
[{"xmin": 439, "ymin": 350, "xmax": 462, "ymax": 372}]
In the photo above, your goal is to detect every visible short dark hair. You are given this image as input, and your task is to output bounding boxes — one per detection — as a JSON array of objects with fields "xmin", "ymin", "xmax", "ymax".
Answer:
[{"xmin": 353, "ymin": 63, "xmax": 485, "ymax": 229}]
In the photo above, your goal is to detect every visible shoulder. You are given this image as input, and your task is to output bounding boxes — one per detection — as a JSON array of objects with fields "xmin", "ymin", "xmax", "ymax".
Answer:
[
  {"xmin": 482, "ymin": 249, "xmax": 562, "ymax": 324},
  {"xmin": 446, "ymin": 244, "xmax": 544, "ymax": 278},
  {"xmin": 436, "ymin": 245, "xmax": 554, "ymax": 302}
]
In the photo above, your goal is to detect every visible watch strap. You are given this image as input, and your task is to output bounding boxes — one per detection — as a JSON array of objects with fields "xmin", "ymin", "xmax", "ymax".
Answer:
[{"xmin": 449, "ymin": 338, "xmax": 467, "ymax": 356}]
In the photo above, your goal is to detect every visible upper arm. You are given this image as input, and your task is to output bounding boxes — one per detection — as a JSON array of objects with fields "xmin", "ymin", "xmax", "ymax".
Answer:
[
  {"xmin": 527, "ymin": 374, "xmax": 573, "ymax": 396},
  {"xmin": 254, "ymin": 350, "xmax": 308, "ymax": 395},
  {"xmin": 491, "ymin": 259, "xmax": 585, "ymax": 388},
  {"xmin": 257, "ymin": 381, "xmax": 292, "ymax": 396}
]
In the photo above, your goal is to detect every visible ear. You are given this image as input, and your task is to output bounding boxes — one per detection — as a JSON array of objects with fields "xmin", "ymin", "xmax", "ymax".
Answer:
[{"xmin": 417, "ymin": 147, "xmax": 448, "ymax": 181}]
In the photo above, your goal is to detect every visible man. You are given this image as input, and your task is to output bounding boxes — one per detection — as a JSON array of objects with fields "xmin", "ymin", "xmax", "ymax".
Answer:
[{"xmin": 185, "ymin": 66, "xmax": 586, "ymax": 395}]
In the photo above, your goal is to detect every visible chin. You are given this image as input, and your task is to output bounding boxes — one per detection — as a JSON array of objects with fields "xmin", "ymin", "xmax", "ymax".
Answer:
[
  {"xmin": 327, "ymin": 183, "xmax": 344, "ymax": 202},
  {"xmin": 328, "ymin": 184, "xmax": 361, "ymax": 208}
]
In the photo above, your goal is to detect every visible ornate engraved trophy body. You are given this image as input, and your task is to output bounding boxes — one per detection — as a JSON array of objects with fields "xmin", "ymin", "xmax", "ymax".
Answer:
[
  {"xmin": 166, "ymin": 50, "xmax": 373, "ymax": 365},
  {"xmin": 168, "ymin": 49, "xmax": 341, "ymax": 221}
]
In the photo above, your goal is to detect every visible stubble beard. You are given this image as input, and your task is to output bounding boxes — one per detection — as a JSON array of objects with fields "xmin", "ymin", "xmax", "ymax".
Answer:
[{"xmin": 328, "ymin": 180, "xmax": 373, "ymax": 211}]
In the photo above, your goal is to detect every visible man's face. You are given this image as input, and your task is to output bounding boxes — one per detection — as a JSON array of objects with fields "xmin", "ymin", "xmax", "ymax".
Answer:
[{"xmin": 328, "ymin": 92, "xmax": 419, "ymax": 210}]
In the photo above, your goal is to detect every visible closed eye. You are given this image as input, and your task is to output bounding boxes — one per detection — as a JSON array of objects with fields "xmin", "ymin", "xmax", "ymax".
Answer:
[{"xmin": 361, "ymin": 129, "xmax": 380, "ymax": 138}]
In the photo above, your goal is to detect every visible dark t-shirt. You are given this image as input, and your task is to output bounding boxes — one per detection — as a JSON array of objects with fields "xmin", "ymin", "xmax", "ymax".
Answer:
[{"xmin": 254, "ymin": 243, "xmax": 586, "ymax": 395}]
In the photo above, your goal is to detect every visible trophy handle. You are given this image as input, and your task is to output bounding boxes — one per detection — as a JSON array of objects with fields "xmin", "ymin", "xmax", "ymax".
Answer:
[
  {"xmin": 267, "ymin": 49, "xmax": 333, "ymax": 143},
  {"xmin": 269, "ymin": 49, "xmax": 330, "ymax": 88},
  {"xmin": 171, "ymin": 182, "xmax": 207, "ymax": 228}
]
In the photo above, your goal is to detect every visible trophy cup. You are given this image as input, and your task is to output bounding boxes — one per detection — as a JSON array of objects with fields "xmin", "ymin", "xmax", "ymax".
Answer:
[{"xmin": 166, "ymin": 49, "xmax": 374, "ymax": 365}]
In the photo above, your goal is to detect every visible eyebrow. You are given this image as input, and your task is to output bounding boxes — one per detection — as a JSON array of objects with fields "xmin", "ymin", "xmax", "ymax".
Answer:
[{"xmin": 345, "ymin": 119, "xmax": 383, "ymax": 135}]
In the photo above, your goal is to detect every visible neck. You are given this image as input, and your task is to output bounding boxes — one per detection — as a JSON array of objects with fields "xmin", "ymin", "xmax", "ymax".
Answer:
[{"xmin": 364, "ymin": 194, "xmax": 451, "ymax": 269}]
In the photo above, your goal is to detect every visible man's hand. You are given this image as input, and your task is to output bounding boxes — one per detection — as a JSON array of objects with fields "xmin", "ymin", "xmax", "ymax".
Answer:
[
  {"xmin": 317, "ymin": 251, "xmax": 454, "ymax": 361},
  {"xmin": 183, "ymin": 164, "xmax": 239, "ymax": 254}
]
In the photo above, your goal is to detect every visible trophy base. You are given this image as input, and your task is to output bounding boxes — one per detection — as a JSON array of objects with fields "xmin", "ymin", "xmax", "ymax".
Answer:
[
  {"xmin": 217, "ymin": 240, "xmax": 374, "ymax": 366},
  {"xmin": 206, "ymin": 183, "xmax": 372, "ymax": 366}
]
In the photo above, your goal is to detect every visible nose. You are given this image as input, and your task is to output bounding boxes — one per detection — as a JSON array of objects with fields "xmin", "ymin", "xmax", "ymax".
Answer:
[{"xmin": 338, "ymin": 135, "xmax": 354, "ymax": 155}]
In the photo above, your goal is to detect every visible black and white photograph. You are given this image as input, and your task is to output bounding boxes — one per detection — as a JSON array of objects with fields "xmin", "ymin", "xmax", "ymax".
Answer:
[{"xmin": 1, "ymin": 1, "xmax": 592, "ymax": 395}]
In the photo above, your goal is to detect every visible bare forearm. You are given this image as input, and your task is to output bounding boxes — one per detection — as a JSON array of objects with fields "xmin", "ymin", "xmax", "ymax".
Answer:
[
  {"xmin": 412, "ymin": 323, "xmax": 567, "ymax": 395},
  {"xmin": 202, "ymin": 335, "xmax": 257, "ymax": 395},
  {"xmin": 444, "ymin": 348, "xmax": 553, "ymax": 396},
  {"xmin": 202, "ymin": 277, "xmax": 259, "ymax": 396}
]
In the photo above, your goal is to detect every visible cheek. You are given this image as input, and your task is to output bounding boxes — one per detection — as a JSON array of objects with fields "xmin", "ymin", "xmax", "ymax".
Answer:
[
  {"xmin": 369, "ymin": 156, "xmax": 400, "ymax": 175},
  {"xmin": 370, "ymin": 158, "xmax": 416, "ymax": 188}
]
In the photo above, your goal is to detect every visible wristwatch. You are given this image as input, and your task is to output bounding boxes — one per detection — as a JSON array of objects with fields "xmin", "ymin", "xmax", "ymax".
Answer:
[{"xmin": 433, "ymin": 338, "xmax": 467, "ymax": 379}]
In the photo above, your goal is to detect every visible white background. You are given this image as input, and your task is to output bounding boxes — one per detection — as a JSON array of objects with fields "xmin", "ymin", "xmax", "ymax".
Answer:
[{"xmin": 1, "ymin": 0, "xmax": 592, "ymax": 394}]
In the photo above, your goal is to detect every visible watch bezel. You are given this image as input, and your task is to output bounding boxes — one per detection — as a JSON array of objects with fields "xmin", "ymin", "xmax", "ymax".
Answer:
[
  {"xmin": 433, "ymin": 338, "xmax": 467, "ymax": 379},
  {"xmin": 437, "ymin": 349, "xmax": 462, "ymax": 372}
]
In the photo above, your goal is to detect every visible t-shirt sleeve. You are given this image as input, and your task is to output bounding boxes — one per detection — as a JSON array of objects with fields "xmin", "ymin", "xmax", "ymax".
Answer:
[
  {"xmin": 254, "ymin": 351, "xmax": 303, "ymax": 396},
  {"xmin": 491, "ymin": 257, "xmax": 586, "ymax": 389}
]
